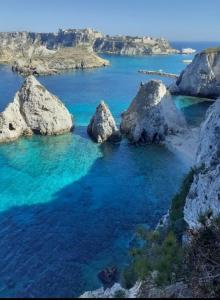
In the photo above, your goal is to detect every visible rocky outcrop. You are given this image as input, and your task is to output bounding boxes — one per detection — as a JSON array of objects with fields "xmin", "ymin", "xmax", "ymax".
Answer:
[
  {"xmin": 121, "ymin": 80, "xmax": 186, "ymax": 144},
  {"xmin": 184, "ymin": 98, "xmax": 220, "ymax": 229},
  {"xmin": 170, "ymin": 48, "xmax": 220, "ymax": 99},
  {"xmin": 79, "ymin": 281, "xmax": 191, "ymax": 298},
  {"xmin": 0, "ymin": 76, "xmax": 73, "ymax": 143},
  {"xmin": 80, "ymin": 282, "xmax": 141, "ymax": 298},
  {"xmin": 88, "ymin": 101, "xmax": 121, "ymax": 143}
]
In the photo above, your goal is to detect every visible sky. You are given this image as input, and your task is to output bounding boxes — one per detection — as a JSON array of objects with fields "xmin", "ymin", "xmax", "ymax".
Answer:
[{"xmin": 0, "ymin": 0, "xmax": 219, "ymax": 41}]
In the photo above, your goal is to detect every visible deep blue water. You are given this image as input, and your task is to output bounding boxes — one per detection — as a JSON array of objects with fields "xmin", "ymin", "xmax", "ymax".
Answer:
[{"xmin": 0, "ymin": 43, "xmax": 216, "ymax": 297}]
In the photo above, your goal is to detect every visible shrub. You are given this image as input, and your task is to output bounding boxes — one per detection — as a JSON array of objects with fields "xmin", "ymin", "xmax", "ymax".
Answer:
[{"xmin": 186, "ymin": 220, "xmax": 220, "ymax": 298}]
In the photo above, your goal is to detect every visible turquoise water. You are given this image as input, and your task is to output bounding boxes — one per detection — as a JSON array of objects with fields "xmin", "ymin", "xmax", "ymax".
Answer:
[{"xmin": 0, "ymin": 50, "xmax": 212, "ymax": 297}]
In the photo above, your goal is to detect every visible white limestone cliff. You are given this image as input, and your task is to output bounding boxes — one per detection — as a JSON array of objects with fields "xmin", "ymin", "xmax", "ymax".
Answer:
[{"xmin": 184, "ymin": 98, "xmax": 220, "ymax": 229}]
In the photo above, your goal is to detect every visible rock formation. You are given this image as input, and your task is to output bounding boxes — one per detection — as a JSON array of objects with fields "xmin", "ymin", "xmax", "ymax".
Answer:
[
  {"xmin": 184, "ymin": 98, "xmax": 220, "ymax": 229},
  {"xmin": 87, "ymin": 101, "xmax": 121, "ymax": 143},
  {"xmin": 170, "ymin": 47, "xmax": 220, "ymax": 99},
  {"xmin": 0, "ymin": 76, "xmax": 73, "ymax": 143},
  {"xmin": 80, "ymin": 282, "xmax": 141, "ymax": 298},
  {"xmin": 121, "ymin": 80, "xmax": 186, "ymax": 144}
]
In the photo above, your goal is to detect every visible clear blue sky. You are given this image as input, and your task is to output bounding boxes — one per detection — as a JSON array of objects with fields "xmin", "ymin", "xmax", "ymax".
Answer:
[{"xmin": 0, "ymin": 0, "xmax": 219, "ymax": 41}]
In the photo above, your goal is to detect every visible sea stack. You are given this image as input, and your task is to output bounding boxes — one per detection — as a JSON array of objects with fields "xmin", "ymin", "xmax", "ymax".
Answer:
[
  {"xmin": 184, "ymin": 98, "xmax": 220, "ymax": 229},
  {"xmin": 87, "ymin": 101, "xmax": 121, "ymax": 143},
  {"xmin": 0, "ymin": 75, "xmax": 73, "ymax": 143},
  {"xmin": 121, "ymin": 80, "xmax": 185, "ymax": 144},
  {"xmin": 170, "ymin": 47, "xmax": 220, "ymax": 99}
]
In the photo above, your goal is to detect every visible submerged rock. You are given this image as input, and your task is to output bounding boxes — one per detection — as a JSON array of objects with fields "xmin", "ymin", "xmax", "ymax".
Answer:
[
  {"xmin": 170, "ymin": 47, "xmax": 220, "ymax": 99},
  {"xmin": 0, "ymin": 75, "xmax": 73, "ymax": 143},
  {"xmin": 121, "ymin": 80, "xmax": 186, "ymax": 144},
  {"xmin": 87, "ymin": 101, "xmax": 121, "ymax": 143},
  {"xmin": 184, "ymin": 98, "xmax": 220, "ymax": 229}
]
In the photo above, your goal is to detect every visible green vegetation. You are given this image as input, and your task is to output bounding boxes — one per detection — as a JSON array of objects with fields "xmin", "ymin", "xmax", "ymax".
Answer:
[{"xmin": 186, "ymin": 215, "xmax": 220, "ymax": 298}]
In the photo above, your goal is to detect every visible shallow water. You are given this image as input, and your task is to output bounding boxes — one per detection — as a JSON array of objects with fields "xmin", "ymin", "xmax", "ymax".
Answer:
[{"xmin": 0, "ymin": 50, "xmax": 212, "ymax": 297}]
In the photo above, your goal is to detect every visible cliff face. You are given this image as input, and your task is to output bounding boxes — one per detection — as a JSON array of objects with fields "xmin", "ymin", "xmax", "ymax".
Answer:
[
  {"xmin": 0, "ymin": 30, "xmax": 109, "ymax": 75},
  {"xmin": 0, "ymin": 76, "xmax": 73, "ymax": 143},
  {"xmin": 93, "ymin": 36, "xmax": 178, "ymax": 55},
  {"xmin": 170, "ymin": 48, "xmax": 220, "ymax": 99},
  {"xmin": 121, "ymin": 80, "xmax": 186, "ymax": 144},
  {"xmin": 184, "ymin": 98, "xmax": 220, "ymax": 229}
]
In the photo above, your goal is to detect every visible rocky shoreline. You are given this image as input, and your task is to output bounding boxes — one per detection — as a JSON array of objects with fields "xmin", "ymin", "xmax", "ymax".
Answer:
[{"xmin": 79, "ymin": 47, "xmax": 220, "ymax": 298}]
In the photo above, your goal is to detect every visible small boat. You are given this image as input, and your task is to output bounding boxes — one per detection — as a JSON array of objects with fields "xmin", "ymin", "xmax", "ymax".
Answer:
[{"xmin": 183, "ymin": 59, "xmax": 193, "ymax": 64}]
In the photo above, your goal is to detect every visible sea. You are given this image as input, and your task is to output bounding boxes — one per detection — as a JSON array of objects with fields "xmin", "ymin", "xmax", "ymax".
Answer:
[{"xmin": 0, "ymin": 41, "xmax": 218, "ymax": 297}]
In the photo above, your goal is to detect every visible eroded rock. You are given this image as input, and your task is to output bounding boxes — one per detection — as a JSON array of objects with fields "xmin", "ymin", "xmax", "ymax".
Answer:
[
  {"xmin": 0, "ymin": 75, "xmax": 73, "ymax": 143},
  {"xmin": 88, "ymin": 101, "xmax": 121, "ymax": 143},
  {"xmin": 121, "ymin": 80, "xmax": 186, "ymax": 144},
  {"xmin": 170, "ymin": 48, "xmax": 220, "ymax": 99}
]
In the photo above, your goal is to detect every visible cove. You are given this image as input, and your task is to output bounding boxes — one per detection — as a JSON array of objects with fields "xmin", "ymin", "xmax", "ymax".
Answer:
[{"xmin": 0, "ymin": 50, "xmax": 212, "ymax": 297}]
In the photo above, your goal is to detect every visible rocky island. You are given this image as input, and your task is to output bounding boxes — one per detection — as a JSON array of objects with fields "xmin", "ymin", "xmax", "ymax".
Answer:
[
  {"xmin": 0, "ymin": 75, "xmax": 73, "ymax": 143},
  {"xmin": 0, "ymin": 28, "xmax": 178, "ymax": 75}
]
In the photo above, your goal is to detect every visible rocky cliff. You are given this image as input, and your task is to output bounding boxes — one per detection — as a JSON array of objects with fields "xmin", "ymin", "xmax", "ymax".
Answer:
[
  {"xmin": 184, "ymin": 98, "xmax": 220, "ymax": 229},
  {"xmin": 170, "ymin": 47, "xmax": 220, "ymax": 99},
  {"xmin": 93, "ymin": 35, "xmax": 178, "ymax": 55},
  {"xmin": 0, "ymin": 30, "xmax": 109, "ymax": 75},
  {"xmin": 88, "ymin": 101, "xmax": 121, "ymax": 143},
  {"xmin": 121, "ymin": 80, "xmax": 186, "ymax": 144},
  {"xmin": 0, "ymin": 76, "xmax": 73, "ymax": 143}
]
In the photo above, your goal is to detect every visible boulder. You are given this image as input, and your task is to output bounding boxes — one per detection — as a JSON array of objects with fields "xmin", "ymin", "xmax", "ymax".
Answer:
[
  {"xmin": 0, "ymin": 75, "xmax": 73, "ymax": 143},
  {"xmin": 88, "ymin": 101, "xmax": 121, "ymax": 143},
  {"xmin": 121, "ymin": 80, "xmax": 185, "ymax": 144}
]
